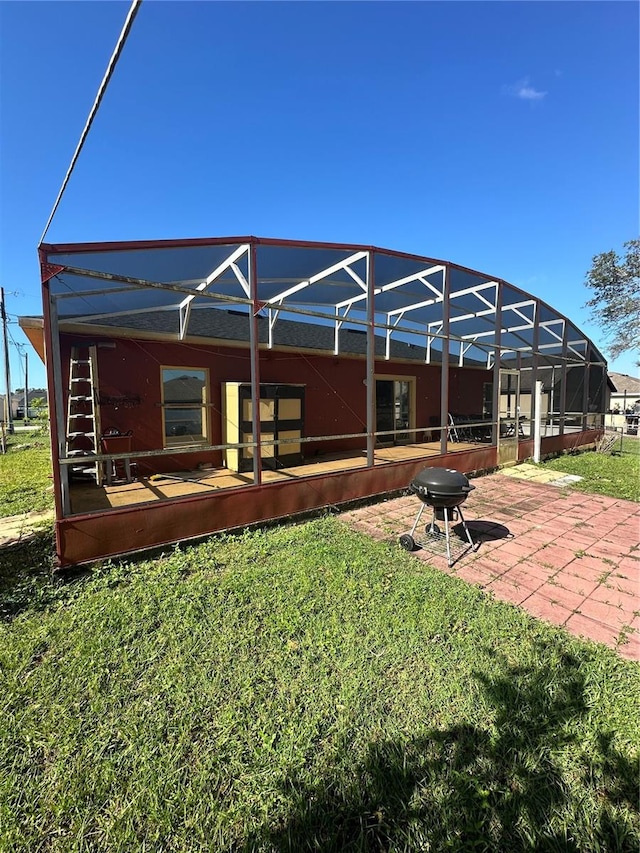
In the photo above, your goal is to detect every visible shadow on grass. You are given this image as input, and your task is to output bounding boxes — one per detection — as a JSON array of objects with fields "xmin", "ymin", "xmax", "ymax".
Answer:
[
  {"xmin": 247, "ymin": 649, "xmax": 639, "ymax": 852},
  {"xmin": 0, "ymin": 528, "xmax": 65, "ymax": 620}
]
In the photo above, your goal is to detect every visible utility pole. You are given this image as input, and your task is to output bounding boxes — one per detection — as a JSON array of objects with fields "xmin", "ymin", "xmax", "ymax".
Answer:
[
  {"xmin": 0, "ymin": 287, "xmax": 13, "ymax": 435},
  {"xmin": 24, "ymin": 351, "xmax": 28, "ymax": 424}
]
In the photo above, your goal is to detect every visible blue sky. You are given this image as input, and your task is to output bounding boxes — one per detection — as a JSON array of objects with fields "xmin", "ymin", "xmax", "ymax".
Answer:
[{"xmin": 1, "ymin": 0, "xmax": 638, "ymax": 391}]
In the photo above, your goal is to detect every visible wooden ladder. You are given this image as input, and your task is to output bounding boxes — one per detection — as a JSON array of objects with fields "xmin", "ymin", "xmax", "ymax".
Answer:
[{"xmin": 66, "ymin": 345, "xmax": 103, "ymax": 485}]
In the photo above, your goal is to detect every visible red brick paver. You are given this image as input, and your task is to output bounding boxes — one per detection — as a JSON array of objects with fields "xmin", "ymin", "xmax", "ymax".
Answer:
[{"xmin": 341, "ymin": 472, "xmax": 640, "ymax": 661}]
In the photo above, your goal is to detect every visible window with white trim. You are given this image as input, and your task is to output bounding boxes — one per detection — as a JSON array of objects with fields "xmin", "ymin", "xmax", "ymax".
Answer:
[{"xmin": 161, "ymin": 367, "xmax": 209, "ymax": 448}]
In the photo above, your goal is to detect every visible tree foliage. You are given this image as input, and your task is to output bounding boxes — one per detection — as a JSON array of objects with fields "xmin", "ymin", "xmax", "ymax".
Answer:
[{"xmin": 585, "ymin": 238, "xmax": 640, "ymax": 360}]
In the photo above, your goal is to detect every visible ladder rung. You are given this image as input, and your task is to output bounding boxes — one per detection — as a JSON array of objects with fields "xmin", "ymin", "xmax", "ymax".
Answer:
[{"xmin": 68, "ymin": 348, "xmax": 99, "ymax": 478}]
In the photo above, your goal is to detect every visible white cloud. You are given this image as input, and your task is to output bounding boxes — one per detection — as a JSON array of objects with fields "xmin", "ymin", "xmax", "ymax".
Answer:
[{"xmin": 504, "ymin": 77, "xmax": 547, "ymax": 101}]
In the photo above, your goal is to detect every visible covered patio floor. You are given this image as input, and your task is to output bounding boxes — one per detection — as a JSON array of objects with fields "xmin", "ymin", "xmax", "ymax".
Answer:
[{"xmin": 69, "ymin": 439, "xmax": 481, "ymax": 514}]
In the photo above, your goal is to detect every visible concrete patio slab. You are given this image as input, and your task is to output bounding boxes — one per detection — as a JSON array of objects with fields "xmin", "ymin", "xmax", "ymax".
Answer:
[
  {"xmin": 341, "ymin": 470, "xmax": 640, "ymax": 661},
  {"xmin": 0, "ymin": 509, "xmax": 54, "ymax": 547}
]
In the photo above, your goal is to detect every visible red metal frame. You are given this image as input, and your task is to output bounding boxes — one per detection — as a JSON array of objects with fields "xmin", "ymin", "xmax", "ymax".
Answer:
[
  {"xmin": 41, "ymin": 279, "xmax": 65, "ymax": 559},
  {"xmin": 53, "ymin": 430, "xmax": 601, "ymax": 568},
  {"xmin": 37, "ymin": 236, "xmax": 607, "ymax": 567},
  {"xmin": 56, "ymin": 446, "xmax": 498, "ymax": 566}
]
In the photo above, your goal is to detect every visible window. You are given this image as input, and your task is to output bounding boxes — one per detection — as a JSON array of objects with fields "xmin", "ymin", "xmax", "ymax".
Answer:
[
  {"xmin": 161, "ymin": 367, "xmax": 209, "ymax": 447},
  {"xmin": 482, "ymin": 383, "xmax": 493, "ymax": 419}
]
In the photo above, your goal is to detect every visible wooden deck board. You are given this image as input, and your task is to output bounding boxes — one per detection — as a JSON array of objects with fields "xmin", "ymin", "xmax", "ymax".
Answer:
[{"xmin": 69, "ymin": 441, "xmax": 482, "ymax": 515}]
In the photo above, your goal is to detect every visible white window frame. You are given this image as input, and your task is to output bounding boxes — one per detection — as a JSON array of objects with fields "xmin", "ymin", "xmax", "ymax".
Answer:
[{"xmin": 160, "ymin": 365, "xmax": 210, "ymax": 449}]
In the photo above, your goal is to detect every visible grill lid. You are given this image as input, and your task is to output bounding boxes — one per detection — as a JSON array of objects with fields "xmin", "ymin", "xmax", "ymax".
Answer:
[{"xmin": 411, "ymin": 467, "xmax": 475, "ymax": 496}]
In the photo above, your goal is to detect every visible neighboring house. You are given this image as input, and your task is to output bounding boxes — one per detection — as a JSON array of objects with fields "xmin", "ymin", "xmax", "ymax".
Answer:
[
  {"xmin": 608, "ymin": 372, "xmax": 640, "ymax": 413},
  {"xmin": 21, "ymin": 236, "xmax": 607, "ymax": 567},
  {"xmin": 606, "ymin": 372, "xmax": 640, "ymax": 434},
  {"xmin": 1, "ymin": 389, "xmax": 48, "ymax": 421},
  {"xmin": 10, "ymin": 389, "xmax": 48, "ymax": 419}
]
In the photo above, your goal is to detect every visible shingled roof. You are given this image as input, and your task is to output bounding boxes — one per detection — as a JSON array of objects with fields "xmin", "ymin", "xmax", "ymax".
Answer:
[
  {"xmin": 70, "ymin": 306, "xmax": 488, "ymax": 366},
  {"xmin": 608, "ymin": 372, "xmax": 640, "ymax": 395}
]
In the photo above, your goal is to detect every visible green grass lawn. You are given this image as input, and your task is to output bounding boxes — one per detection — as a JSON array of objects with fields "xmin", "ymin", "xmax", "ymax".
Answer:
[
  {"xmin": 537, "ymin": 437, "xmax": 640, "ymax": 502},
  {"xmin": 1, "ymin": 518, "xmax": 638, "ymax": 852},
  {"xmin": 0, "ymin": 429, "xmax": 54, "ymax": 518}
]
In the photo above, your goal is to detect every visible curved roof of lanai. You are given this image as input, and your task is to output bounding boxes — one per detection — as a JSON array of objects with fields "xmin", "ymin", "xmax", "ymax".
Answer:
[{"xmin": 39, "ymin": 235, "xmax": 606, "ymax": 370}]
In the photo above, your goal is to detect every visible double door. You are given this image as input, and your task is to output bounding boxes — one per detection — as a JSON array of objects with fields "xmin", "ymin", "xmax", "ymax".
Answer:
[{"xmin": 222, "ymin": 382, "xmax": 304, "ymax": 473}]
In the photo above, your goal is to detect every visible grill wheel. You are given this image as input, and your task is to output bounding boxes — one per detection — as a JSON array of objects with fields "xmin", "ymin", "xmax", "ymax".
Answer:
[{"xmin": 399, "ymin": 533, "xmax": 416, "ymax": 552}]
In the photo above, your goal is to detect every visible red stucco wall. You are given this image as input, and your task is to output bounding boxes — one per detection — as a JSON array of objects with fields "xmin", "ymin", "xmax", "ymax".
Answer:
[{"xmin": 60, "ymin": 332, "xmax": 491, "ymax": 475}]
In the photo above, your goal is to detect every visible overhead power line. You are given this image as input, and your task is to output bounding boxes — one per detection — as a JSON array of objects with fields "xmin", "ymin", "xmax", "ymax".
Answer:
[{"xmin": 39, "ymin": 0, "xmax": 143, "ymax": 245}]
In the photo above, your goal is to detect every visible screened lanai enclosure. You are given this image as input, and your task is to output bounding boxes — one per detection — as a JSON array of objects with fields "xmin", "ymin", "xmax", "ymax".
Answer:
[{"xmin": 25, "ymin": 237, "xmax": 607, "ymax": 566}]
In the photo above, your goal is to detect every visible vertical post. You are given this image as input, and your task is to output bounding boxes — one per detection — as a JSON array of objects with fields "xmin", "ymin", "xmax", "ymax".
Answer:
[
  {"xmin": 549, "ymin": 366, "xmax": 555, "ymax": 434},
  {"xmin": 533, "ymin": 381, "xmax": 543, "ymax": 463},
  {"xmin": 43, "ymin": 285, "xmax": 70, "ymax": 517},
  {"xmin": 1, "ymin": 287, "xmax": 14, "ymax": 435},
  {"xmin": 24, "ymin": 352, "xmax": 28, "ymax": 424},
  {"xmin": 559, "ymin": 322, "xmax": 569, "ymax": 436},
  {"xmin": 439, "ymin": 266, "xmax": 450, "ymax": 456},
  {"xmin": 248, "ymin": 243, "xmax": 262, "ymax": 485},
  {"xmin": 529, "ymin": 300, "xmax": 539, "ymax": 440},
  {"xmin": 582, "ymin": 344, "xmax": 590, "ymax": 431},
  {"xmin": 366, "ymin": 250, "xmax": 376, "ymax": 467},
  {"xmin": 516, "ymin": 351, "xmax": 522, "ymax": 452},
  {"xmin": 491, "ymin": 282, "xmax": 503, "ymax": 447}
]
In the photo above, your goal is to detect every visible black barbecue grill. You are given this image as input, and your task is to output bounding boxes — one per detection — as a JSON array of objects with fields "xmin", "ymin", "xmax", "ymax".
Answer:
[{"xmin": 400, "ymin": 467, "xmax": 477, "ymax": 566}]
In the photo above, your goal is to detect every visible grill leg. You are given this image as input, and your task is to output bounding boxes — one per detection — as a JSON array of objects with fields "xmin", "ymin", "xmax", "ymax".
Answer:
[
  {"xmin": 409, "ymin": 503, "xmax": 425, "ymax": 538},
  {"xmin": 457, "ymin": 507, "xmax": 476, "ymax": 549},
  {"xmin": 443, "ymin": 508, "xmax": 453, "ymax": 567}
]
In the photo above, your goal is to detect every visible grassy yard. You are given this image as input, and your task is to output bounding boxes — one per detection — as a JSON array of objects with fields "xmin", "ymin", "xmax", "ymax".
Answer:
[
  {"xmin": 537, "ymin": 437, "xmax": 640, "ymax": 502},
  {"xmin": 0, "ymin": 429, "xmax": 54, "ymax": 518},
  {"xmin": 1, "ymin": 518, "xmax": 638, "ymax": 852}
]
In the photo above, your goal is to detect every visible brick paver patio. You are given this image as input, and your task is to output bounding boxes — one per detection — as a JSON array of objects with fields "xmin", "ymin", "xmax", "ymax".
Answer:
[{"xmin": 341, "ymin": 470, "xmax": 640, "ymax": 661}]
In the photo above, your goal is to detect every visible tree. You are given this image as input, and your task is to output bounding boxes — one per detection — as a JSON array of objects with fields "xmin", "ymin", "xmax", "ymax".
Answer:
[{"xmin": 584, "ymin": 238, "xmax": 639, "ymax": 361}]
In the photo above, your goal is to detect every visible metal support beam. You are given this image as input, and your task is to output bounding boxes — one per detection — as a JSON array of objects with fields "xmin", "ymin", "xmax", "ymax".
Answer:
[
  {"xmin": 559, "ymin": 321, "xmax": 569, "ymax": 435},
  {"xmin": 491, "ymin": 282, "xmax": 503, "ymax": 448},
  {"xmin": 529, "ymin": 299, "xmax": 540, "ymax": 440},
  {"xmin": 45, "ymin": 284, "xmax": 71, "ymax": 516},
  {"xmin": 426, "ymin": 322, "xmax": 442, "ymax": 364},
  {"xmin": 268, "ymin": 307, "xmax": 280, "ymax": 349},
  {"xmin": 266, "ymin": 251, "xmax": 368, "ymax": 306},
  {"xmin": 333, "ymin": 303, "xmax": 355, "ymax": 356},
  {"xmin": 248, "ymin": 244, "xmax": 262, "ymax": 485},
  {"xmin": 366, "ymin": 252, "xmax": 375, "ymax": 467},
  {"xmin": 439, "ymin": 266, "xmax": 450, "ymax": 456},
  {"xmin": 533, "ymin": 381, "xmax": 543, "ymax": 463},
  {"xmin": 335, "ymin": 264, "xmax": 444, "ymax": 314},
  {"xmin": 582, "ymin": 343, "xmax": 591, "ymax": 431},
  {"xmin": 179, "ymin": 244, "xmax": 250, "ymax": 340},
  {"xmin": 385, "ymin": 315, "xmax": 402, "ymax": 360}
]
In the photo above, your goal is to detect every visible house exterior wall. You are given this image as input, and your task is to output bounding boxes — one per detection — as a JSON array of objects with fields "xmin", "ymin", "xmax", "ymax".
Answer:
[{"xmin": 60, "ymin": 331, "xmax": 490, "ymax": 475}]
